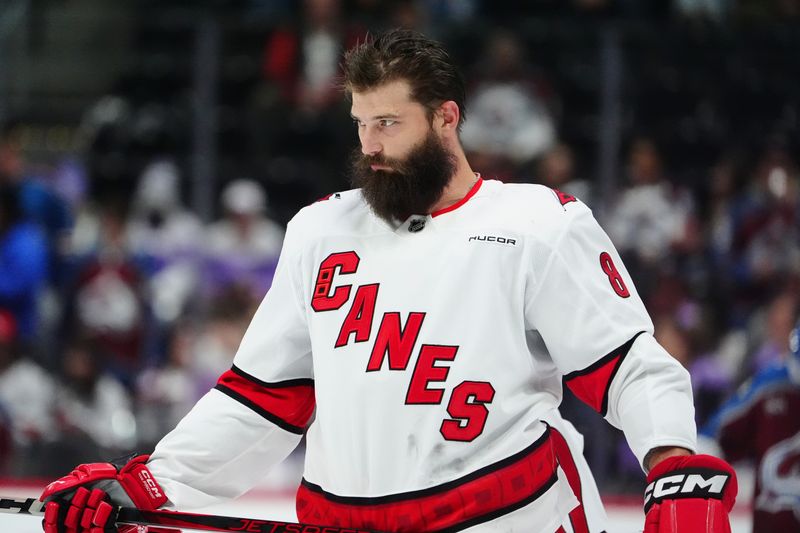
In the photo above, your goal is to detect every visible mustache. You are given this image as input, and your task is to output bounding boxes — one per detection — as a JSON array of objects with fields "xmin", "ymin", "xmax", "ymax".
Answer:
[{"xmin": 356, "ymin": 153, "xmax": 406, "ymax": 173}]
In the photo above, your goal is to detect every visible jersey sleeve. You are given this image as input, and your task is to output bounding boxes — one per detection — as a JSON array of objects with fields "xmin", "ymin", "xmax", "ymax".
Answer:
[
  {"xmin": 524, "ymin": 201, "xmax": 696, "ymax": 467},
  {"xmin": 147, "ymin": 217, "xmax": 314, "ymax": 508}
]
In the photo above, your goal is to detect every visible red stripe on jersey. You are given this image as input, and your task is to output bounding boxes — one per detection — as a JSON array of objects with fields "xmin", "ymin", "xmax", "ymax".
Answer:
[
  {"xmin": 214, "ymin": 366, "xmax": 315, "ymax": 435},
  {"xmin": 430, "ymin": 177, "xmax": 482, "ymax": 218},
  {"xmin": 563, "ymin": 333, "xmax": 643, "ymax": 416},
  {"xmin": 296, "ymin": 427, "xmax": 569, "ymax": 532},
  {"xmin": 551, "ymin": 427, "xmax": 589, "ymax": 533}
]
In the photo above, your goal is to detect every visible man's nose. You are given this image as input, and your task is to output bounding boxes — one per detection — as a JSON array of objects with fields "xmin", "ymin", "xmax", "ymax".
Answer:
[{"xmin": 360, "ymin": 130, "xmax": 382, "ymax": 156}]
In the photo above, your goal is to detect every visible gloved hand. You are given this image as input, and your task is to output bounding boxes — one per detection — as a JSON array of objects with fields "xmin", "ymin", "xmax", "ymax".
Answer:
[
  {"xmin": 644, "ymin": 454, "xmax": 737, "ymax": 533},
  {"xmin": 39, "ymin": 454, "xmax": 174, "ymax": 533}
]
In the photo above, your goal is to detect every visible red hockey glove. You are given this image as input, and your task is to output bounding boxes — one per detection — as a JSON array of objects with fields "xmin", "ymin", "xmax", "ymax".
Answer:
[
  {"xmin": 643, "ymin": 454, "xmax": 737, "ymax": 533},
  {"xmin": 39, "ymin": 454, "xmax": 175, "ymax": 533}
]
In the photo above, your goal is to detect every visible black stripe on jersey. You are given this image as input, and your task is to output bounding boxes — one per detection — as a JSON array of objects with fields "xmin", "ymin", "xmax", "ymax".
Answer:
[
  {"xmin": 562, "ymin": 331, "xmax": 646, "ymax": 417},
  {"xmin": 229, "ymin": 364, "xmax": 314, "ymax": 389},
  {"xmin": 300, "ymin": 427, "xmax": 552, "ymax": 505},
  {"xmin": 435, "ymin": 472, "xmax": 558, "ymax": 533},
  {"xmin": 214, "ymin": 383, "xmax": 305, "ymax": 435}
]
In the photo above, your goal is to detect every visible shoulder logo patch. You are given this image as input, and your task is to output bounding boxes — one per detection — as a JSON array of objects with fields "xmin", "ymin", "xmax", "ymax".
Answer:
[{"xmin": 552, "ymin": 188, "xmax": 576, "ymax": 207}]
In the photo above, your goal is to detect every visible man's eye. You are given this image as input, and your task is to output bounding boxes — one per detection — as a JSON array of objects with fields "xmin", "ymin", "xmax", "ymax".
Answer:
[
  {"xmin": 353, "ymin": 119, "xmax": 365, "ymax": 128},
  {"xmin": 379, "ymin": 119, "xmax": 396, "ymax": 127}
]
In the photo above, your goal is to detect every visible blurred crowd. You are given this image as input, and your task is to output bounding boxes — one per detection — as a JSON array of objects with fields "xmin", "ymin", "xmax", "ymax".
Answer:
[
  {"xmin": 0, "ymin": 134, "xmax": 283, "ymax": 474},
  {"xmin": 1, "ymin": 0, "xmax": 799, "ymax": 495}
]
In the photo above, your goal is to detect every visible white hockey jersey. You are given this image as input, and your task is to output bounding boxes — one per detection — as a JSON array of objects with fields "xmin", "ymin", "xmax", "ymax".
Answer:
[{"xmin": 148, "ymin": 179, "xmax": 697, "ymax": 532}]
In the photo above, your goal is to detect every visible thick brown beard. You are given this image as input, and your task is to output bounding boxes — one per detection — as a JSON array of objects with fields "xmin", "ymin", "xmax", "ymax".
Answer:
[{"xmin": 349, "ymin": 130, "xmax": 457, "ymax": 223}]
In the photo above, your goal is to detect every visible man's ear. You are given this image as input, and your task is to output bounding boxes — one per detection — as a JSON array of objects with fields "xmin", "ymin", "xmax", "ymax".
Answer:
[{"xmin": 435, "ymin": 101, "xmax": 460, "ymax": 132}]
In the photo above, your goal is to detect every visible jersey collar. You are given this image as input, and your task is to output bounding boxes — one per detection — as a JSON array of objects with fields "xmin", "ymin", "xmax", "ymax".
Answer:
[{"xmin": 430, "ymin": 175, "xmax": 483, "ymax": 218}]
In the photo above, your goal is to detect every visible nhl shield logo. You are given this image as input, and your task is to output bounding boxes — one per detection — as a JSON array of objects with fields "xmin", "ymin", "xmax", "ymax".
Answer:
[{"xmin": 408, "ymin": 218, "xmax": 426, "ymax": 233}]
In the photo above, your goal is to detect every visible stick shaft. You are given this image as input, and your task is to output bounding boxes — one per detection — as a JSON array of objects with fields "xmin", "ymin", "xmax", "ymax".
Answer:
[
  {"xmin": 0, "ymin": 495, "xmax": 380, "ymax": 533},
  {"xmin": 0, "ymin": 496, "xmax": 44, "ymax": 515}
]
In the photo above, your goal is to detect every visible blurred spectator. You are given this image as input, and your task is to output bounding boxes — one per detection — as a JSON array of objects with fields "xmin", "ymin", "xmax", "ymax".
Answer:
[
  {"xmin": 126, "ymin": 160, "xmax": 203, "ymax": 266},
  {"xmin": 191, "ymin": 284, "xmax": 257, "ymax": 393},
  {"xmin": 262, "ymin": 0, "xmax": 361, "ymax": 113},
  {"xmin": 126, "ymin": 160, "xmax": 204, "ymax": 324},
  {"xmin": 702, "ymin": 154, "xmax": 743, "ymax": 324},
  {"xmin": 730, "ymin": 145, "xmax": 800, "ymax": 303},
  {"xmin": 535, "ymin": 143, "xmax": 592, "ymax": 206},
  {"xmin": 257, "ymin": 0, "xmax": 365, "ymax": 194},
  {"xmin": 706, "ymin": 157, "xmax": 740, "ymax": 250},
  {"xmin": 646, "ymin": 272, "xmax": 694, "ymax": 320},
  {"xmin": 0, "ymin": 311, "xmax": 57, "ymax": 473},
  {"xmin": 136, "ymin": 321, "xmax": 198, "ymax": 448},
  {"xmin": 53, "ymin": 337, "xmax": 136, "ymax": 460},
  {"xmin": 460, "ymin": 30, "xmax": 557, "ymax": 178},
  {"xmin": 0, "ymin": 183, "xmax": 49, "ymax": 341},
  {"xmin": 609, "ymin": 137, "xmax": 697, "ymax": 262},
  {"xmin": 607, "ymin": 137, "xmax": 699, "ymax": 295},
  {"xmin": 747, "ymin": 290, "xmax": 798, "ymax": 374},
  {"xmin": 0, "ymin": 122, "xmax": 73, "ymax": 264},
  {"xmin": 205, "ymin": 179, "xmax": 284, "ymax": 298},
  {"xmin": 63, "ymin": 191, "xmax": 151, "ymax": 386}
]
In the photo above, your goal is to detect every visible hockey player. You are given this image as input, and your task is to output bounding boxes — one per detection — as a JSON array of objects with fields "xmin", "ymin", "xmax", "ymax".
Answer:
[
  {"xmin": 701, "ymin": 323, "xmax": 800, "ymax": 531},
  {"xmin": 39, "ymin": 29, "xmax": 737, "ymax": 533}
]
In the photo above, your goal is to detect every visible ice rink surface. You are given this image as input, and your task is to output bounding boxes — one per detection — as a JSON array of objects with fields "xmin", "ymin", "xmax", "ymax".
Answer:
[{"xmin": 1, "ymin": 484, "xmax": 752, "ymax": 532}]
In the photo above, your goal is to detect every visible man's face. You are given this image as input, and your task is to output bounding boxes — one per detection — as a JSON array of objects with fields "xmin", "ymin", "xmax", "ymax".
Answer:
[{"xmin": 349, "ymin": 80, "xmax": 456, "ymax": 222}]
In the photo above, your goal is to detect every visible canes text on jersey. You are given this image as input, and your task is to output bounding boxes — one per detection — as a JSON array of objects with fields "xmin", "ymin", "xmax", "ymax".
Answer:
[{"xmin": 312, "ymin": 251, "xmax": 495, "ymax": 442}]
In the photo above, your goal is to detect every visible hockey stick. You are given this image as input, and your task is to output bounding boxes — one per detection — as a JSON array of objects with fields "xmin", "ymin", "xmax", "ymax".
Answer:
[{"xmin": 0, "ymin": 495, "xmax": 383, "ymax": 533}]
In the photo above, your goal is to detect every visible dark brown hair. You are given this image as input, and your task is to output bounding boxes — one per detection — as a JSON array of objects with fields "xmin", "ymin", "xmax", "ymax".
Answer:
[{"xmin": 342, "ymin": 29, "xmax": 466, "ymax": 130}]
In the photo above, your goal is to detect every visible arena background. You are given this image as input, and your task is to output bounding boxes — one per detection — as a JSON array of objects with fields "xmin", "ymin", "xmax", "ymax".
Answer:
[{"xmin": 3, "ymin": 0, "xmax": 799, "ymax": 531}]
